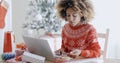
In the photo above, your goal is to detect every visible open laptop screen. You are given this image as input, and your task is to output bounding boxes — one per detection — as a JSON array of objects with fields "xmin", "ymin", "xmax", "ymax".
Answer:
[{"xmin": 23, "ymin": 36, "xmax": 55, "ymax": 61}]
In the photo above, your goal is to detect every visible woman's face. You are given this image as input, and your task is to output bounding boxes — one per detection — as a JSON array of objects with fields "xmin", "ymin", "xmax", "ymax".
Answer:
[{"xmin": 66, "ymin": 8, "xmax": 81, "ymax": 26}]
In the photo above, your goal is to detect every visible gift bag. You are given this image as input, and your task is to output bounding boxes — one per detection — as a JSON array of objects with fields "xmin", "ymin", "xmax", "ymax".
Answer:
[{"xmin": 3, "ymin": 31, "xmax": 16, "ymax": 53}]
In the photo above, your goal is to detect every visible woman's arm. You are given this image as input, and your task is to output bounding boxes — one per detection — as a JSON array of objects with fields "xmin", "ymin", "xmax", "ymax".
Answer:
[{"xmin": 80, "ymin": 27, "xmax": 101, "ymax": 58}]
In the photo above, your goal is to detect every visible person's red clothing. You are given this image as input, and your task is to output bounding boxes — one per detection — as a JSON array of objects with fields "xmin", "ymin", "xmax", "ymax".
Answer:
[{"xmin": 61, "ymin": 23, "xmax": 101, "ymax": 58}]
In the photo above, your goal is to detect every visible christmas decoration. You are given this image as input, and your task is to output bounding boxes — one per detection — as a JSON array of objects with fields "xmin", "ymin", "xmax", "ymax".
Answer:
[{"xmin": 23, "ymin": 0, "xmax": 62, "ymax": 34}]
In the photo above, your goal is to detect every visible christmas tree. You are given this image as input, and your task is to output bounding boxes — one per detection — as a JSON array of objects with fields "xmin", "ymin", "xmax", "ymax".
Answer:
[{"xmin": 23, "ymin": 0, "xmax": 62, "ymax": 34}]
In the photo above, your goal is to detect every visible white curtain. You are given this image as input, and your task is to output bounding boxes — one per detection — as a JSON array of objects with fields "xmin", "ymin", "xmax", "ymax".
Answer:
[{"xmin": 91, "ymin": 0, "xmax": 120, "ymax": 59}]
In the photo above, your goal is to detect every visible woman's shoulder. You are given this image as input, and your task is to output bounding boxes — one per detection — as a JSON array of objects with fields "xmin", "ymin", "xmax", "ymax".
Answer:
[
  {"xmin": 86, "ymin": 23, "xmax": 96, "ymax": 29},
  {"xmin": 87, "ymin": 23, "xmax": 97, "ymax": 32}
]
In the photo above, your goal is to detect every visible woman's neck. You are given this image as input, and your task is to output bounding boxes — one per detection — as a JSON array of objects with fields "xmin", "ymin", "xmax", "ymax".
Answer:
[{"xmin": 70, "ymin": 22, "xmax": 82, "ymax": 27}]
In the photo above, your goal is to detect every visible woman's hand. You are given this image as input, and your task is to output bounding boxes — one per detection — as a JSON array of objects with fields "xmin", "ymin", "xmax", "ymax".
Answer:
[
  {"xmin": 68, "ymin": 49, "xmax": 82, "ymax": 58},
  {"xmin": 55, "ymin": 49, "xmax": 66, "ymax": 56}
]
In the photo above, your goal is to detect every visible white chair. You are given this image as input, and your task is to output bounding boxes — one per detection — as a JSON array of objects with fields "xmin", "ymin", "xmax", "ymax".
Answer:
[{"xmin": 97, "ymin": 28, "xmax": 109, "ymax": 63}]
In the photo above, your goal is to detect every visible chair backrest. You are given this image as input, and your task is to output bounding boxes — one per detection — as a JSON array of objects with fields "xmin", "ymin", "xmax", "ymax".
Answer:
[{"xmin": 97, "ymin": 29, "xmax": 109, "ymax": 61}]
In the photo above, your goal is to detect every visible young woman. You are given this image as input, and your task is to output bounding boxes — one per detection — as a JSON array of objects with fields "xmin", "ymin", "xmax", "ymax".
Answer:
[{"xmin": 55, "ymin": 0, "xmax": 101, "ymax": 58}]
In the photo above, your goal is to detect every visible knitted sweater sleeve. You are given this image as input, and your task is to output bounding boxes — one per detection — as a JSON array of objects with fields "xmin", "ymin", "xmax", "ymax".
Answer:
[{"xmin": 80, "ymin": 27, "xmax": 101, "ymax": 58}]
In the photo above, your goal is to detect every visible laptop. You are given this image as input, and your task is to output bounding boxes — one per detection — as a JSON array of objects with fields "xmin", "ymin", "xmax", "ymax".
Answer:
[
  {"xmin": 23, "ymin": 36, "xmax": 101, "ymax": 63},
  {"xmin": 23, "ymin": 35, "xmax": 56, "ymax": 61}
]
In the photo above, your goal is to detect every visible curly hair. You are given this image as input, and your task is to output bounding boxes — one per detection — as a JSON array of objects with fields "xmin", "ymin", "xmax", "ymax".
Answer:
[{"xmin": 55, "ymin": 0, "xmax": 94, "ymax": 22}]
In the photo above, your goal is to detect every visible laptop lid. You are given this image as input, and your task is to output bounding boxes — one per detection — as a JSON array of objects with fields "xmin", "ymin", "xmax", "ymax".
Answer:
[{"xmin": 23, "ymin": 35, "xmax": 55, "ymax": 61}]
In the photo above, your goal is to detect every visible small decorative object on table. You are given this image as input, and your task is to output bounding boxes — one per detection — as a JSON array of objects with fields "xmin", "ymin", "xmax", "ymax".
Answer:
[
  {"xmin": 22, "ymin": 52, "xmax": 45, "ymax": 63},
  {"xmin": 1, "ymin": 53, "xmax": 16, "ymax": 60}
]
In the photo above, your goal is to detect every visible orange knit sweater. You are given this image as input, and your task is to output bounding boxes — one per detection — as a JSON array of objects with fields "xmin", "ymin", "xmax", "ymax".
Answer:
[{"xmin": 61, "ymin": 23, "xmax": 101, "ymax": 58}]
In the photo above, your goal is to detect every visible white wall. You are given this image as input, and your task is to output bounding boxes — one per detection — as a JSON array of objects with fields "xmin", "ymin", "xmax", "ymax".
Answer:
[
  {"xmin": 91, "ymin": 0, "xmax": 120, "ymax": 59},
  {"xmin": 12, "ymin": 0, "xmax": 28, "ymax": 43}
]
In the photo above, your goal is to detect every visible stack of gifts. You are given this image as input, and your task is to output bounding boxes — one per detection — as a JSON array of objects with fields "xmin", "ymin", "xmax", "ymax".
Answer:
[
  {"xmin": 39, "ymin": 34, "xmax": 62, "ymax": 54},
  {"xmin": 22, "ymin": 52, "xmax": 45, "ymax": 63}
]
